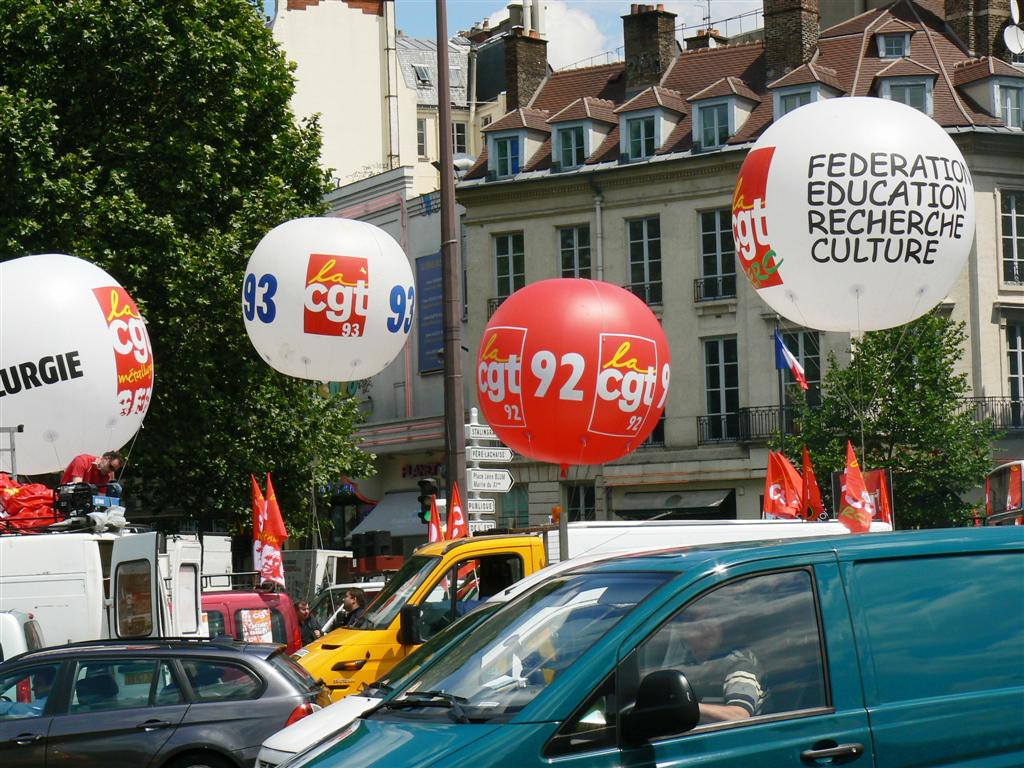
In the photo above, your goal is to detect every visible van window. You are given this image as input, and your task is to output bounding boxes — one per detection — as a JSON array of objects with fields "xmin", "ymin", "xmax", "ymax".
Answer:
[
  {"xmin": 851, "ymin": 552, "xmax": 1024, "ymax": 703},
  {"xmin": 206, "ymin": 610, "xmax": 226, "ymax": 638},
  {"xmin": 176, "ymin": 563, "xmax": 199, "ymax": 633},
  {"xmin": 234, "ymin": 608, "xmax": 287, "ymax": 645},
  {"xmin": 24, "ymin": 620, "xmax": 44, "ymax": 651},
  {"xmin": 420, "ymin": 554, "xmax": 524, "ymax": 641},
  {"xmin": 637, "ymin": 569, "xmax": 827, "ymax": 724},
  {"xmin": 116, "ymin": 559, "xmax": 154, "ymax": 636}
]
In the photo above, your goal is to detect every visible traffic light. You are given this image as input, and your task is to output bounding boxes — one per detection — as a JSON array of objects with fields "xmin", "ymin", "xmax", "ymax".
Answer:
[{"xmin": 417, "ymin": 478, "xmax": 438, "ymax": 524}]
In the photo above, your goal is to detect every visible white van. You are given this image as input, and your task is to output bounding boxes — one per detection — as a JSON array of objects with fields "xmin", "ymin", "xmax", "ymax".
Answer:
[
  {"xmin": 0, "ymin": 530, "xmax": 204, "ymax": 645},
  {"xmin": 0, "ymin": 610, "xmax": 45, "ymax": 662}
]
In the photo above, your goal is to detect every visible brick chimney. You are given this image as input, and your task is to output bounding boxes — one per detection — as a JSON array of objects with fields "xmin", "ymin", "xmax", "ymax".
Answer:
[
  {"xmin": 622, "ymin": 4, "xmax": 679, "ymax": 95},
  {"xmin": 764, "ymin": 0, "xmax": 820, "ymax": 81},
  {"xmin": 684, "ymin": 28, "xmax": 729, "ymax": 50},
  {"xmin": 945, "ymin": 0, "xmax": 1012, "ymax": 58},
  {"xmin": 504, "ymin": 27, "xmax": 548, "ymax": 111}
]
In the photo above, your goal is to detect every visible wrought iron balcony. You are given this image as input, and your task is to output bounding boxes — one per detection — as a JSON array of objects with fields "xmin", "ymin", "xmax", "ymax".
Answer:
[
  {"xmin": 693, "ymin": 274, "xmax": 737, "ymax": 302},
  {"xmin": 625, "ymin": 281, "xmax": 663, "ymax": 306},
  {"xmin": 957, "ymin": 397, "xmax": 1024, "ymax": 430},
  {"xmin": 698, "ymin": 407, "xmax": 799, "ymax": 445},
  {"xmin": 697, "ymin": 413, "xmax": 740, "ymax": 444},
  {"xmin": 487, "ymin": 296, "xmax": 506, "ymax": 318}
]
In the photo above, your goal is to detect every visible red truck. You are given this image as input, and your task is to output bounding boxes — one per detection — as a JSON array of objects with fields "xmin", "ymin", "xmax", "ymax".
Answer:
[{"xmin": 201, "ymin": 576, "xmax": 302, "ymax": 654}]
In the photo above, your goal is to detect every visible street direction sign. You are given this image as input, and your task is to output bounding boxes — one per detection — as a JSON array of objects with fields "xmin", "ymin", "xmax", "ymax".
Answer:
[
  {"xmin": 469, "ymin": 519, "xmax": 497, "ymax": 534},
  {"xmin": 467, "ymin": 468, "xmax": 514, "ymax": 493},
  {"xmin": 465, "ymin": 423, "xmax": 498, "ymax": 442},
  {"xmin": 466, "ymin": 497, "xmax": 495, "ymax": 514},
  {"xmin": 467, "ymin": 446, "xmax": 513, "ymax": 463}
]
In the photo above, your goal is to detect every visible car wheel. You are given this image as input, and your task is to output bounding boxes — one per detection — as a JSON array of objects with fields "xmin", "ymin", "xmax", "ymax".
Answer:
[{"xmin": 164, "ymin": 752, "xmax": 234, "ymax": 768}]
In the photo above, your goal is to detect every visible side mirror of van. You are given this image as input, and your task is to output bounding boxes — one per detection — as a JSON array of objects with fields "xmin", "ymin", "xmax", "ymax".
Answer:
[
  {"xmin": 398, "ymin": 605, "xmax": 422, "ymax": 646},
  {"xmin": 622, "ymin": 670, "xmax": 700, "ymax": 745}
]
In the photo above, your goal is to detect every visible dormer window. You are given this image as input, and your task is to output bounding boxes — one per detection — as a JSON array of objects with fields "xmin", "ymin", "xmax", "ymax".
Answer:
[
  {"xmin": 628, "ymin": 116, "xmax": 656, "ymax": 159},
  {"xmin": 699, "ymin": 101, "xmax": 730, "ymax": 148},
  {"xmin": 878, "ymin": 33, "xmax": 910, "ymax": 58},
  {"xmin": 998, "ymin": 81, "xmax": 1023, "ymax": 128},
  {"xmin": 881, "ymin": 78, "xmax": 932, "ymax": 114},
  {"xmin": 493, "ymin": 135, "xmax": 520, "ymax": 177},
  {"xmin": 777, "ymin": 89, "xmax": 811, "ymax": 117},
  {"xmin": 558, "ymin": 126, "xmax": 586, "ymax": 168},
  {"xmin": 413, "ymin": 65, "xmax": 431, "ymax": 86}
]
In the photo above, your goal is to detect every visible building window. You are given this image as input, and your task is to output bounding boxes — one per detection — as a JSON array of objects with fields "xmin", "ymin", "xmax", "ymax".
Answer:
[
  {"xmin": 417, "ymin": 118, "xmax": 427, "ymax": 157},
  {"xmin": 882, "ymin": 79, "xmax": 931, "ymax": 114},
  {"xmin": 452, "ymin": 122, "xmax": 467, "ymax": 154},
  {"xmin": 628, "ymin": 217, "xmax": 662, "ymax": 304},
  {"xmin": 481, "ymin": 115, "xmax": 492, "ymax": 128},
  {"xmin": 778, "ymin": 90, "xmax": 811, "ymax": 116},
  {"xmin": 705, "ymin": 337, "xmax": 739, "ymax": 441},
  {"xmin": 998, "ymin": 83, "xmax": 1023, "ymax": 129},
  {"xmin": 641, "ymin": 411, "xmax": 666, "ymax": 447},
  {"xmin": 1003, "ymin": 191, "xmax": 1024, "ymax": 284},
  {"xmin": 627, "ymin": 116, "xmax": 656, "ymax": 159},
  {"xmin": 558, "ymin": 125, "xmax": 586, "ymax": 168},
  {"xmin": 698, "ymin": 209, "xmax": 736, "ymax": 300},
  {"xmin": 879, "ymin": 33, "xmax": 909, "ymax": 58},
  {"xmin": 413, "ymin": 65, "xmax": 431, "ymax": 86},
  {"xmin": 494, "ymin": 136, "xmax": 520, "ymax": 177},
  {"xmin": 566, "ymin": 484, "xmax": 595, "ymax": 522},
  {"xmin": 494, "ymin": 232, "xmax": 525, "ymax": 298},
  {"xmin": 501, "ymin": 486, "xmax": 529, "ymax": 528},
  {"xmin": 699, "ymin": 102, "xmax": 730, "ymax": 148},
  {"xmin": 559, "ymin": 225, "xmax": 591, "ymax": 278},
  {"xmin": 780, "ymin": 330, "xmax": 821, "ymax": 407}
]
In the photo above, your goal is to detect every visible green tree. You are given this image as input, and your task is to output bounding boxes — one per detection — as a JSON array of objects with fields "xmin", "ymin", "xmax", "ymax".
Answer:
[
  {"xmin": 788, "ymin": 313, "xmax": 993, "ymax": 529},
  {"xmin": 0, "ymin": 0, "xmax": 375, "ymax": 536}
]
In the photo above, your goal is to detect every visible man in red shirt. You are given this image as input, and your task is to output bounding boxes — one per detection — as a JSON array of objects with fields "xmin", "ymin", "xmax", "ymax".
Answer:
[{"xmin": 61, "ymin": 451, "xmax": 123, "ymax": 494}]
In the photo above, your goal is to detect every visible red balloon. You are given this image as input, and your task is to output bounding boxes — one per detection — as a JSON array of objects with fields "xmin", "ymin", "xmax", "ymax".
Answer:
[{"xmin": 476, "ymin": 279, "xmax": 671, "ymax": 466}]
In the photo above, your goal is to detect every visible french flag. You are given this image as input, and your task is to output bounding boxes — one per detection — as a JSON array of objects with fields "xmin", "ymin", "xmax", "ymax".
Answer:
[{"xmin": 774, "ymin": 330, "xmax": 809, "ymax": 391}]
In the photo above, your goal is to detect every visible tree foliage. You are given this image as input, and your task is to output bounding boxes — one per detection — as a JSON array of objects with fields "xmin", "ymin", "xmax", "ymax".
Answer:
[
  {"xmin": 0, "ymin": 0, "xmax": 375, "ymax": 536},
  {"xmin": 788, "ymin": 313, "xmax": 994, "ymax": 528}
]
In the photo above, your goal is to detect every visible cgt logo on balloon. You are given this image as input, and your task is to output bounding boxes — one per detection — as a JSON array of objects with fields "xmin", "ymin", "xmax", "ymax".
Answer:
[
  {"xmin": 732, "ymin": 146, "xmax": 784, "ymax": 291},
  {"xmin": 477, "ymin": 327, "xmax": 526, "ymax": 428},
  {"xmin": 304, "ymin": 253, "xmax": 370, "ymax": 337},
  {"xmin": 591, "ymin": 335, "xmax": 669, "ymax": 437},
  {"xmin": 92, "ymin": 286, "xmax": 153, "ymax": 417}
]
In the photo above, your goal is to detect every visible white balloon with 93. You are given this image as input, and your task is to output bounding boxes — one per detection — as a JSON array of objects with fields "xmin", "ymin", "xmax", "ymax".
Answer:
[
  {"xmin": 731, "ymin": 97, "xmax": 975, "ymax": 332},
  {"xmin": 242, "ymin": 217, "xmax": 416, "ymax": 382},
  {"xmin": 0, "ymin": 254, "xmax": 154, "ymax": 474}
]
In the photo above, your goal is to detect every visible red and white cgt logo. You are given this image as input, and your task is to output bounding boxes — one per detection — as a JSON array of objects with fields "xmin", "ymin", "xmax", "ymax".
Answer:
[
  {"xmin": 589, "ymin": 334, "xmax": 666, "ymax": 437},
  {"xmin": 303, "ymin": 253, "xmax": 370, "ymax": 337},
  {"xmin": 92, "ymin": 286, "xmax": 154, "ymax": 416}
]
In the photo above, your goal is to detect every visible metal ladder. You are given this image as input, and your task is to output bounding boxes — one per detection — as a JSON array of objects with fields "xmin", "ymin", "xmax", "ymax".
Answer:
[{"xmin": 0, "ymin": 424, "xmax": 23, "ymax": 479}]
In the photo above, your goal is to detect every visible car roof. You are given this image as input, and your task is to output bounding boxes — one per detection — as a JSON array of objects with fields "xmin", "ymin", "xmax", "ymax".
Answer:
[
  {"xmin": 567, "ymin": 527, "xmax": 1022, "ymax": 575},
  {"xmin": 5, "ymin": 638, "xmax": 286, "ymax": 664}
]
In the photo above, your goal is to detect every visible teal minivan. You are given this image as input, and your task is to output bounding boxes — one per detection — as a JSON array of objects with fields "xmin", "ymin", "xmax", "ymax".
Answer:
[{"xmin": 288, "ymin": 527, "xmax": 1024, "ymax": 767}]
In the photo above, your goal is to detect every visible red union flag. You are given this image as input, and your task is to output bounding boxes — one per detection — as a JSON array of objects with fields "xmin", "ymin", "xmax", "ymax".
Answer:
[
  {"xmin": 477, "ymin": 326, "xmax": 527, "ymax": 429},
  {"xmin": 732, "ymin": 146, "xmax": 784, "ymax": 291},
  {"xmin": 763, "ymin": 451, "xmax": 803, "ymax": 519},
  {"xmin": 838, "ymin": 442, "xmax": 874, "ymax": 533},
  {"xmin": 427, "ymin": 495, "xmax": 443, "ymax": 543},
  {"xmin": 92, "ymin": 286, "xmax": 154, "ymax": 417},
  {"xmin": 303, "ymin": 253, "xmax": 370, "ymax": 337},
  {"xmin": 801, "ymin": 446, "xmax": 825, "ymax": 521},
  {"xmin": 590, "ymin": 334, "xmax": 661, "ymax": 437},
  {"xmin": 446, "ymin": 481, "xmax": 469, "ymax": 540}
]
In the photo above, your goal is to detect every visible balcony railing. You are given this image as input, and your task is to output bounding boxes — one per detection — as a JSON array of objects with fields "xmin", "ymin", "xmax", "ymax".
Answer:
[
  {"xmin": 487, "ymin": 296, "xmax": 506, "ymax": 318},
  {"xmin": 957, "ymin": 397, "xmax": 1024, "ymax": 430},
  {"xmin": 693, "ymin": 274, "xmax": 737, "ymax": 302},
  {"xmin": 626, "ymin": 281, "xmax": 663, "ymax": 306},
  {"xmin": 697, "ymin": 413, "xmax": 740, "ymax": 444}
]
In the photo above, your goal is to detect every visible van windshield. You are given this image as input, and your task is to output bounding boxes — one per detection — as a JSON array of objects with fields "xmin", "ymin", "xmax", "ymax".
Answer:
[
  {"xmin": 381, "ymin": 570, "xmax": 668, "ymax": 723},
  {"xmin": 357, "ymin": 556, "xmax": 441, "ymax": 631}
]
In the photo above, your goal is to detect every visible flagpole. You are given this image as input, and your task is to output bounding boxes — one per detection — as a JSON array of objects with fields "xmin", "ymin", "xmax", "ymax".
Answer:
[{"xmin": 775, "ymin": 317, "xmax": 785, "ymax": 455}]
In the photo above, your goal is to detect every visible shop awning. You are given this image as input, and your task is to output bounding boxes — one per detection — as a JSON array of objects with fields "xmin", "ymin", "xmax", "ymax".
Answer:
[
  {"xmin": 348, "ymin": 491, "xmax": 424, "ymax": 539},
  {"xmin": 613, "ymin": 489, "xmax": 733, "ymax": 520}
]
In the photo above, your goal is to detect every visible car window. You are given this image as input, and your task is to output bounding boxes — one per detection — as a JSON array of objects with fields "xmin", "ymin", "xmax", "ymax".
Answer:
[
  {"xmin": 71, "ymin": 660, "xmax": 160, "ymax": 713},
  {"xmin": 181, "ymin": 659, "xmax": 262, "ymax": 702},
  {"xmin": 545, "ymin": 674, "xmax": 616, "ymax": 757},
  {"xmin": 206, "ymin": 610, "xmax": 226, "ymax": 638},
  {"xmin": 637, "ymin": 569, "xmax": 826, "ymax": 728},
  {"xmin": 0, "ymin": 663, "xmax": 61, "ymax": 720},
  {"xmin": 234, "ymin": 608, "xmax": 287, "ymax": 644},
  {"xmin": 420, "ymin": 554, "xmax": 524, "ymax": 641},
  {"xmin": 267, "ymin": 650, "xmax": 317, "ymax": 692},
  {"xmin": 153, "ymin": 661, "xmax": 185, "ymax": 705}
]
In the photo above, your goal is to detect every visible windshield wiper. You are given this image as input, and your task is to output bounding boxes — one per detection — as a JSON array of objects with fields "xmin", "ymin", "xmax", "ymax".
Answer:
[
  {"xmin": 372, "ymin": 690, "xmax": 471, "ymax": 723},
  {"xmin": 362, "ymin": 680, "xmax": 393, "ymax": 696}
]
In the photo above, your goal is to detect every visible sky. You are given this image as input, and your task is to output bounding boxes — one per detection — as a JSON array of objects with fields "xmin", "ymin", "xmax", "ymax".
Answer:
[{"xmin": 394, "ymin": 1, "xmax": 764, "ymax": 71}]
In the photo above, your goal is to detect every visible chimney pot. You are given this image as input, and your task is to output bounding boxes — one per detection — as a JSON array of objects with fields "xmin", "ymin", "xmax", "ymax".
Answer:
[
  {"xmin": 656, "ymin": 3, "xmax": 665, "ymax": 9},
  {"xmin": 631, "ymin": 4, "xmax": 639, "ymax": 14}
]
